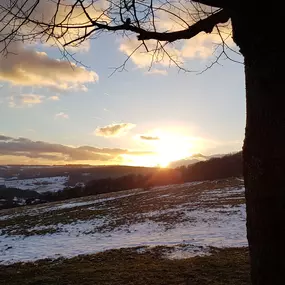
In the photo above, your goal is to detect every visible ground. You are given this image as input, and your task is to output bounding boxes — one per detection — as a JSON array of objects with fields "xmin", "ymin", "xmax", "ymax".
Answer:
[
  {"xmin": 0, "ymin": 247, "xmax": 250, "ymax": 285},
  {"xmin": 0, "ymin": 177, "xmax": 248, "ymax": 284}
]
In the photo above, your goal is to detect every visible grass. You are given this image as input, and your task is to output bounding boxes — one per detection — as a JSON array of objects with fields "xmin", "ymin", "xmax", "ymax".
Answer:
[
  {"xmin": 0, "ymin": 177, "xmax": 244, "ymax": 237},
  {"xmin": 0, "ymin": 208, "xmax": 106, "ymax": 236},
  {"xmin": 0, "ymin": 246, "xmax": 250, "ymax": 285},
  {"xmin": 0, "ymin": 178, "xmax": 247, "ymax": 284}
]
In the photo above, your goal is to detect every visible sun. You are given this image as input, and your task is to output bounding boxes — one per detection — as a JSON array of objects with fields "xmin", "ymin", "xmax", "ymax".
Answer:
[
  {"xmin": 154, "ymin": 134, "xmax": 193, "ymax": 167},
  {"xmin": 122, "ymin": 131, "xmax": 194, "ymax": 167}
]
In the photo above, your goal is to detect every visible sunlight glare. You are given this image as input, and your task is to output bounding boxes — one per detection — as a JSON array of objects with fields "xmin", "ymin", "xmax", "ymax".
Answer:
[
  {"xmin": 123, "ymin": 131, "xmax": 194, "ymax": 167},
  {"xmin": 154, "ymin": 133, "xmax": 193, "ymax": 167}
]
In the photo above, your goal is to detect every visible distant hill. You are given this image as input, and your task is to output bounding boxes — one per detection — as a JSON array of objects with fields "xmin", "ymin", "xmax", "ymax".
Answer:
[
  {"xmin": 0, "ymin": 165, "xmax": 161, "ymax": 187},
  {"xmin": 66, "ymin": 165, "xmax": 161, "ymax": 186},
  {"xmin": 169, "ymin": 153, "xmax": 225, "ymax": 168},
  {"xmin": 0, "ymin": 152, "xmax": 243, "ymax": 209},
  {"xmin": 178, "ymin": 152, "xmax": 242, "ymax": 182},
  {"xmin": 81, "ymin": 152, "xmax": 242, "ymax": 198}
]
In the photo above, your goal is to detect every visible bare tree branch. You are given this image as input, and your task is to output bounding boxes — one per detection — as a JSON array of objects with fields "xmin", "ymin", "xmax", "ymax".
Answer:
[
  {"xmin": 191, "ymin": 0, "xmax": 230, "ymax": 9},
  {"xmin": 136, "ymin": 9, "xmax": 229, "ymax": 41},
  {"xmin": 0, "ymin": 0, "xmax": 236, "ymax": 74}
]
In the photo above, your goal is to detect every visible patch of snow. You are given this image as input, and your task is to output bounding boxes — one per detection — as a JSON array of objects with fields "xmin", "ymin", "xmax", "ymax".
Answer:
[
  {"xmin": 0, "ymin": 214, "xmax": 19, "ymax": 221},
  {"xmin": 5, "ymin": 176, "xmax": 69, "ymax": 193},
  {"xmin": 0, "ymin": 215, "xmax": 10, "ymax": 221},
  {"xmin": 26, "ymin": 225, "xmax": 58, "ymax": 232},
  {"xmin": 41, "ymin": 192, "xmax": 142, "ymax": 212},
  {"xmin": 141, "ymin": 207, "xmax": 182, "ymax": 218},
  {"xmin": 166, "ymin": 245, "xmax": 210, "ymax": 260},
  {"xmin": 152, "ymin": 181, "xmax": 205, "ymax": 192},
  {"xmin": 0, "ymin": 182, "xmax": 247, "ymax": 264},
  {"xmin": 0, "ymin": 205, "xmax": 246, "ymax": 264},
  {"xmin": 135, "ymin": 247, "xmax": 147, "ymax": 254}
]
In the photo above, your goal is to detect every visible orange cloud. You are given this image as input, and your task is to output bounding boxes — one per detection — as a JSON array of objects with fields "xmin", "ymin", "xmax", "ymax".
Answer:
[
  {"xmin": 0, "ymin": 135, "xmax": 155, "ymax": 165},
  {"xmin": 95, "ymin": 123, "xmax": 136, "ymax": 137},
  {"xmin": 9, "ymin": 94, "xmax": 44, "ymax": 108},
  {"xmin": 0, "ymin": 43, "xmax": 98, "ymax": 91}
]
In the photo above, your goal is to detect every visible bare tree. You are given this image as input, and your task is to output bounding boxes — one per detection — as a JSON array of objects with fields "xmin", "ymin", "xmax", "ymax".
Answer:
[{"xmin": 0, "ymin": 1, "xmax": 284, "ymax": 284}]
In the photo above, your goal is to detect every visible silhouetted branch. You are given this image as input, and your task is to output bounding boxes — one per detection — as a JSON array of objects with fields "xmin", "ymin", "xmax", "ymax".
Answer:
[
  {"xmin": 191, "ymin": 0, "xmax": 230, "ymax": 9},
  {"xmin": 136, "ymin": 9, "xmax": 229, "ymax": 41},
  {"xmin": 0, "ymin": 0, "xmax": 235, "ymax": 73},
  {"xmin": 109, "ymin": 42, "xmax": 144, "ymax": 76}
]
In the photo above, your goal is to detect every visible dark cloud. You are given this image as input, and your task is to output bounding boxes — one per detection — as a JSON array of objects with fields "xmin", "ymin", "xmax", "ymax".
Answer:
[
  {"xmin": 0, "ymin": 135, "xmax": 158, "ymax": 164},
  {"xmin": 0, "ymin": 135, "xmax": 12, "ymax": 141},
  {"xmin": 15, "ymin": 137, "xmax": 33, "ymax": 143},
  {"xmin": 0, "ymin": 136, "xmax": 130, "ymax": 163}
]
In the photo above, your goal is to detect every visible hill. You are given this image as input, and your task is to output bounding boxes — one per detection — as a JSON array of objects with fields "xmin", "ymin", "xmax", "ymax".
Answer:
[
  {"xmin": 179, "ymin": 152, "xmax": 242, "ymax": 182},
  {"xmin": 0, "ymin": 165, "xmax": 160, "ymax": 186}
]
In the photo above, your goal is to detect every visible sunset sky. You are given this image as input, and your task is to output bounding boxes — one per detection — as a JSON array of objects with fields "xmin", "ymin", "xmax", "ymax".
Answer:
[{"xmin": 0, "ymin": 1, "xmax": 245, "ymax": 167}]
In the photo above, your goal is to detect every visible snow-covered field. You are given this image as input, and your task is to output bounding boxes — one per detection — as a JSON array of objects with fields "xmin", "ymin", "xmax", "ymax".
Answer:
[
  {"xmin": 5, "ymin": 176, "xmax": 68, "ymax": 193},
  {"xmin": 0, "ymin": 178, "xmax": 246, "ymax": 264}
]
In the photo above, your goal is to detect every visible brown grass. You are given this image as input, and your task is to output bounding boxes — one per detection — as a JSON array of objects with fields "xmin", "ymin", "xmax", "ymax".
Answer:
[{"xmin": 0, "ymin": 246, "xmax": 250, "ymax": 285}]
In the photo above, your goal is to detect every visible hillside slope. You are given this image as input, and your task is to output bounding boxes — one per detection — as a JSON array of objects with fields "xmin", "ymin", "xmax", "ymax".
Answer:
[{"xmin": 0, "ymin": 177, "xmax": 246, "ymax": 264}]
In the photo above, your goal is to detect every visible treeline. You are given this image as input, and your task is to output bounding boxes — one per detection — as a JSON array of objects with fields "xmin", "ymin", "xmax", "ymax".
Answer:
[
  {"xmin": 0, "ymin": 188, "xmax": 41, "ymax": 210},
  {"xmin": 40, "ymin": 169, "xmax": 183, "ymax": 202},
  {"xmin": 85, "ymin": 169, "xmax": 182, "ymax": 194},
  {"xmin": 1, "ymin": 152, "xmax": 243, "ymax": 209},
  {"xmin": 0, "ymin": 169, "xmax": 182, "ymax": 207},
  {"xmin": 43, "ymin": 152, "xmax": 242, "ymax": 202},
  {"xmin": 0, "ymin": 165, "xmax": 158, "ymax": 182},
  {"xmin": 178, "ymin": 151, "xmax": 243, "ymax": 182}
]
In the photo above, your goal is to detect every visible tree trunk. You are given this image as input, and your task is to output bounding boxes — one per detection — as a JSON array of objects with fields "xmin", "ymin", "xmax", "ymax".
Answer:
[{"xmin": 232, "ymin": 5, "xmax": 285, "ymax": 285}]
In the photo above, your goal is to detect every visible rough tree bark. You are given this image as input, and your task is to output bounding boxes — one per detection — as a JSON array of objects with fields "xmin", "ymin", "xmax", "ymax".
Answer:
[{"xmin": 232, "ymin": 4, "xmax": 285, "ymax": 284}]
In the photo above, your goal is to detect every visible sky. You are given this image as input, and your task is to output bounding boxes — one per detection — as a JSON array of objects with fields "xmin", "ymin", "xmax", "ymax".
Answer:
[{"xmin": 0, "ymin": 1, "xmax": 246, "ymax": 167}]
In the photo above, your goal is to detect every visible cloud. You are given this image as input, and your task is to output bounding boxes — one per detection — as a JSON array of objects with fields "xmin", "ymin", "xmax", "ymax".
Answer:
[
  {"xmin": 20, "ymin": 94, "xmax": 43, "ymax": 104},
  {"xmin": 145, "ymin": 69, "xmax": 168, "ymax": 76},
  {"xmin": 95, "ymin": 123, "xmax": 136, "ymax": 137},
  {"xmin": 55, "ymin": 112, "xmax": 69, "ymax": 119},
  {"xmin": 8, "ymin": 93, "xmax": 62, "ymax": 108},
  {"xmin": 119, "ymin": 39, "xmax": 182, "ymax": 68},
  {"xmin": 0, "ymin": 136, "xmax": 115, "ymax": 162},
  {"xmin": 120, "ymin": 27, "xmax": 235, "ymax": 70},
  {"xmin": 48, "ymin": 96, "xmax": 60, "ymax": 101},
  {"xmin": 0, "ymin": 43, "xmax": 98, "ymax": 92},
  {"xmin": 181, "ymin": 30, "xmax": 233, "ymax": 59},
  {"xmin": 0, "ymin": 135, "xmax": 12, "ymax": 141},
  {"xmin": 154, "ymin": 3, "xmax": 226, "ymax": 31},
  {"xmin": 77, "ymin": 146, "xmax": 127, "ymax": 155},
  {"xmin": 0, "ymin": 135, "xmax": 154, "ymax": 165},
  {"xmin": 140, "ymin": 135, "xmax": 160, "ymax": 141},
  {"xmin": 0, "ymin": 1, "xmax": 103, "ymax": 92},
  {"xmin": 0, "ymin": 0, "xmax": 109, "ymax": 51},
  {"xmin": 9, "ymin": 93, "xmax": 44, "ymax": 108},
  {"xmin": 118, "ymin": 0, "xmax": 232, "ymax": 67},
  {"xmin": 119, "ymin": 3, "xmax": 235, "ymax": 70}
]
